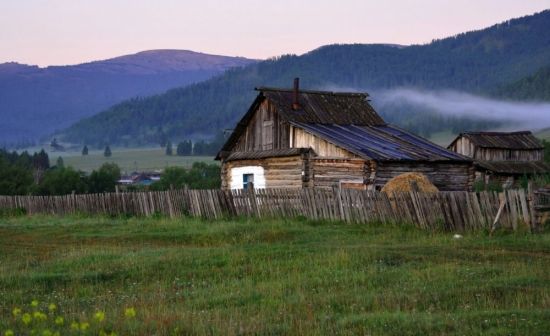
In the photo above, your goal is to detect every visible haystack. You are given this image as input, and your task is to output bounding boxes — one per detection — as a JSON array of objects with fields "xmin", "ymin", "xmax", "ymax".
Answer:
[{"xmin": 381, "ymin": 172, "xmax": 438, "ymax": 194}]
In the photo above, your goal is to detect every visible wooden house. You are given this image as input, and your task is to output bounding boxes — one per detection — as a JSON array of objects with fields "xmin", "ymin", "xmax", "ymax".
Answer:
[
  {"xmin": 216, "ymin": 79, "xmax": 474, "ymax": 191},
  {"xmin": 448, "ymin": 131, "xmax": 550, "ymax": 186}
]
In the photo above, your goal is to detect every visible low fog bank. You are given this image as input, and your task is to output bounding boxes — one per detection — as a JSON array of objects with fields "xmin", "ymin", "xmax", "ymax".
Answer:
[{"xmin": 374, "ymin": 89, "xmax": 550, "ymax": 131}]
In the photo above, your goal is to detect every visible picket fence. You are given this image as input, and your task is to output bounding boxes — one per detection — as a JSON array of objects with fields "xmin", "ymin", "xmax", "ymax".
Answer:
[{"xmin": 0, "ymin": 187, "xmax": 544, "ymax": 232}]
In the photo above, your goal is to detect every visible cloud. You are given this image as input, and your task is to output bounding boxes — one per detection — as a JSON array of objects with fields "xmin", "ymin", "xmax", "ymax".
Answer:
[{"xmin": 375, "ymin": 88, "xmax": 550, "ymax": 130}]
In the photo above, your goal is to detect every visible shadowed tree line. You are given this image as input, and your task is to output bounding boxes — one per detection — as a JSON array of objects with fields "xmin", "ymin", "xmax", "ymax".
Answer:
[
  {"xmin": 0, "ymin": 149, "xmax": 221, "ymax": 195},
  {"xmin": 0, "ymin": 149, "xmax": 121, "ymax": 195}
]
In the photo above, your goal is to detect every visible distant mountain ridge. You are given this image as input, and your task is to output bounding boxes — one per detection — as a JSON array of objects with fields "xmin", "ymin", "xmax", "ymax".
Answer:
[
  {"xmin": 59, "ymin": 10, "xmax": 550, "ymax": 146},
  {"xmin": 69, "ymin": 50, "xmax": 256, "ymax": 74},
  {"xmin": 0, "ymin": 50, "xmax": 257, "ymax": 145}
]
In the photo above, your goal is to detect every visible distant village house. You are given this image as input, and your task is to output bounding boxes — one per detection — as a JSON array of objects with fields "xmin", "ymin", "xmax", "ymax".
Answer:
[
  {"xmin": 217, "ymin": 79, "xmax": 474, "ymax": 191},
  {"xmin": 448, "ymin": 131, "xmax": 550, "ymax": 187},
  {"xmin": 117, "ymin": 172, "xmax": 161, "ymax": 186}
]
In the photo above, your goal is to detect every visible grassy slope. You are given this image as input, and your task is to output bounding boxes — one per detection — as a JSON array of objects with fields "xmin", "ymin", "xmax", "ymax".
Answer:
[
  {"xmin": 47, "ymin": 147, "xmax": 214, "ymax": 173},
  {"xmin": 0, "ymin": 216, "xmax": 549, "ymax": 335}
]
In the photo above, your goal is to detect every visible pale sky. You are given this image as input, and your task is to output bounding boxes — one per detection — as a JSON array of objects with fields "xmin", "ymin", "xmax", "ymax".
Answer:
[{"xmin": 1, "ymin": 0, "xmax": 549, "ymax": 67}]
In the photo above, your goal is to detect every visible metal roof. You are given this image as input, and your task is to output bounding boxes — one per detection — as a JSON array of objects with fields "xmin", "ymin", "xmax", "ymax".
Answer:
[{"xmin": 294, "ymin": 123, "xmax": 470, "ymax": 162}]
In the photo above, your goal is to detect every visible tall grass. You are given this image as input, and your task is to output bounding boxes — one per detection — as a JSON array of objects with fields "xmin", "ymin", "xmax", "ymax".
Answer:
[{"xmin": 0, "ymin": 215, "xmax": 549, "ymax": 335}]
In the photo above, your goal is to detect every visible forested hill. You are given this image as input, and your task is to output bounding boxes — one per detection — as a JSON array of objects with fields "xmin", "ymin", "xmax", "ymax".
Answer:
[
  {"xmin": 495, "ymin": 65, "xmax": 550, "ymax": 101},
  {"xmin": 0, "ymin": 50, "xmax": 256, "ymax": 146},
  {"xmin": 60, "ymin": 10, "xmax": 550, "ymax": 146}
]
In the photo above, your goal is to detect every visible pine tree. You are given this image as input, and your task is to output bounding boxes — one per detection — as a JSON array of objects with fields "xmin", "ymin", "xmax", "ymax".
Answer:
[
  {"xmin": 104, "ymin": 145, "xmax": 112, "ymax": 157},
  {"xmin": 33, "ymin": 149, "xmax": 50, "ymax": 170},
  {"xmin": 82, "ymin": 145, "xmax": 89, "ymax": 156},
  {"xmin": 165, "ymin": 141, "xmax": 173, "ymax": 156},
  {"xmin": 56, "ymin": 156, "xmax": 64, "ymax": 168},
  {"xmin": 176, "ymin": 140, "xmax": 192, "ymax": 156}
]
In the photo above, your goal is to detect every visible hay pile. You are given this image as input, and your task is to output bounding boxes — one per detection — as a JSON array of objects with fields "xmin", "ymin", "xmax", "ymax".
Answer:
[{"xmin": 381, "ymin": 172, "xmax": 439, "ymax": 194}]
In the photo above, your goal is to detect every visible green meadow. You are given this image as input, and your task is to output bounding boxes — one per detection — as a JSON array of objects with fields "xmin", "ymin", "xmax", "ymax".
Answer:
[
  {"xmin": 0, "ymin": 215, "xmax": 549, "ymax": 335},
  {"xmin": 47, "ymin": 147, "xmax": 214, "ymax": 173}
]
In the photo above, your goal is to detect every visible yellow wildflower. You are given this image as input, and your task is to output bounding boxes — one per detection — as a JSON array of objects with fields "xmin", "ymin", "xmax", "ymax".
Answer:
[
  {"xmin": 4, "ymin": 330, "xmax": 14, "ymax": 336},
  {"xmin": 33, "ymin": 311, "xmax": 47, "ymax": 321},
  {"xmin": 48, "ymin": 303, "xmax": 57, "ymax": 312},
  {"xmin": 70, "ymin": 321, "xmax": 80, "ymax": 331},
  {"xmin": 94, "ymin": 311, "xmax": 106, "ymax": 322},
  {"xmin": 22, "ymin": 313, "xmax": 32, "ymax": 325},
  {"xmin": 31, "ymin": 300, "xmax": 39, "ymax": 307},
  {"xmin": 80, "ymin": 322, "xmax": 90, "ymax": 331},
  {"xmin": 124, "ymin": 307, "xmax": 136, "ymax": 318},
  {"xmin": 12, "ymin": 307, "xmax": 21, "ymax": 317},
  {"xmin": 54, "ymin": 316, "xmax": 64, "ymax": 326}
]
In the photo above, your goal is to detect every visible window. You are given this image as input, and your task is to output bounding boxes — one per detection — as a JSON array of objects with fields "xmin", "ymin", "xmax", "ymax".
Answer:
[{"xmin": 243, "ymin": 173, "xmax": 254, "ymax": 189}]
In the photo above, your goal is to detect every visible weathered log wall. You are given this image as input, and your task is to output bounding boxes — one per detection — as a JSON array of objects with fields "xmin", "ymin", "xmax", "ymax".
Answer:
[
  {"xmin": 233, "ymin": 100, "xmax": 290, "ymax": 152},
  {"xmin": 221, "ymin": 155, "xmax": 305, "ymax": 189},
  {"xmin": 291, "ymin": 127, "xmax": 356, "ymax": 158},
  {"xmin": 374, "ymin": 161, "xmax": 474, "ymax": 191},
  {"xmin": 311, "ymin": 158, "xmax": 366, "ymax": 189}
]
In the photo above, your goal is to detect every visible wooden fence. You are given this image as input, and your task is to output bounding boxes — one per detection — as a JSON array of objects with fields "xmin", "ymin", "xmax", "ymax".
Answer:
[{"xmin": 0, "ymin": 187, "xmax": 543, "ymax": 232}]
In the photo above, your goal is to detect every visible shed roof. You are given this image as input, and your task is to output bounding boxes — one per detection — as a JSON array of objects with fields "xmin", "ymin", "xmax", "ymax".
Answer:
[
  {"xmin": 449, "ymin": 131, "xmax": 543, "ymax": 150},
  {"xmin": 475, "ymin": 160, "xmax": 550, "ymax": 175},
  {"xmin": 294, "ymin": 123, "xmax": 470, "ymax": 162}
]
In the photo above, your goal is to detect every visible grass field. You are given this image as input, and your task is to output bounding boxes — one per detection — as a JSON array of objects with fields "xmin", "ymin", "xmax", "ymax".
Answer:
[
  {"xmin": 0, "ymin": 215, "xmax": 549, "ymax": 335},
  {"xmin": 46, "ymin": 147, "xmax": 214, "ymax": 173}
]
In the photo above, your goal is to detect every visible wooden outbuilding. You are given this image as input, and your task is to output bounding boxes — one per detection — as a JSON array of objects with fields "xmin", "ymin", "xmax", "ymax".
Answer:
[
  {"xmin": 217, "ymin": 79, "xmax": 474, "ymax": 191},
  {"xmin": 448, "ymin": 131, "xmax": 550, "ymax": 187}
]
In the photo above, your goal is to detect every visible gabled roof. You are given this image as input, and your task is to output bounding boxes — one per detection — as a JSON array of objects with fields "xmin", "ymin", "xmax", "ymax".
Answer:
[
  {"xmin": 294, "ymin": 123, "xmax": 470, "ymax": 162},
  {"xmin": 259, "ymin": 87, "xmax": 385, "ymax": 125},
  {"xmin": 475, "ymin": 160, "xmax": 550, "ymax": 175},
  {"xmin": 217, "ymin": 86, "xmax": 470, "ymax": 163},
  {"xmin": 217, "ymin": 87, "xmax": 385, "ymax": 159},
  {"xmin": 449, "ymin": 131, "xmax": 543, "ymax": 150}
]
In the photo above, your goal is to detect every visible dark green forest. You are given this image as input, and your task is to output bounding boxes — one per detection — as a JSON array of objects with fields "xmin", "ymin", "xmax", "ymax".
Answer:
[
  {"xmin": 60, "ymin": 10, "xmax": 550, "ymax": 146},
  {"xmin": 495, "ymin": 65, "xmax": 550, "ymax": 101},
  {"xmin": 0, "ymin": 149, "xmax": 121, "ymax": 195}
]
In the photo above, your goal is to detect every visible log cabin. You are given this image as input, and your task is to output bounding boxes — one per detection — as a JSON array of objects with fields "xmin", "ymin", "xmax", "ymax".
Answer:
[
  {"xmin": 448, "ymin": 131, "xmax": 550, "ymax": 187},
  {"xmin": 216, "ymin": 79, "xmax": 474, "ymax": 191}
]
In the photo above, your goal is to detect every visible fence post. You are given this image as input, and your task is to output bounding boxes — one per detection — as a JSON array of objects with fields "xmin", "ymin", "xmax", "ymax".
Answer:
[{"xmin": 247, "ymin": 185, "xmax": 260, "ymax": 218}]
